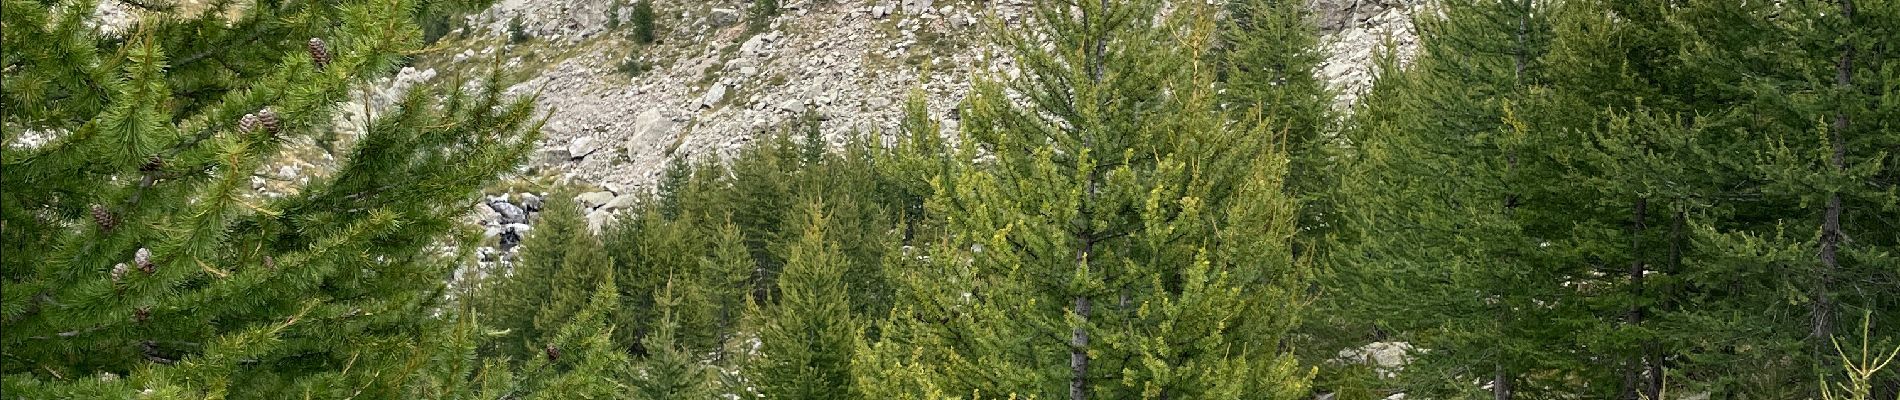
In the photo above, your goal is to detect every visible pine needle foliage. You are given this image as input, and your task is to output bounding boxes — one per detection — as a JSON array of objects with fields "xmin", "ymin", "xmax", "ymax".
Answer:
[
  {"xmin": 858, "ymin": 1, "xmax": 1312, "ymax": 398},
  {"xmin": 478, "ymin": 193, "xmax": 615, "ymax": 362},
  {"xmin": 0, "ymin": 0, "xmax": 541, "ymax": 397},
  {"xmin": 747, "ymin": 204, "xmax": 858, "ymax": 399}
]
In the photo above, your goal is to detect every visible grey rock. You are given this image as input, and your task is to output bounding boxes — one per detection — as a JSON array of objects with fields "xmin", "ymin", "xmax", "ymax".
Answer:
[
  {"xmin": 576, "ymin": 191, "xmax": 616, "ymax": 208},
  {"xmin": 543, "ymin": 148, "xmax": 574, "ymax": 164},
  {"xmin": 741, "ymin": 34, "xmax": 773, "ymax": 57},
  {"xmin": 488, "ymin": 200, "xmax": 526, "ymax": 224},
  {"xmin": 904, "ymin": 0, "xmax": 934, "ymax": 15},
  {"xmin": 498, "ymin": 227, "xmax": 523, "ymax": 251},
  {"xmin": 585, "ymin": 210, "xmax": 614, "ymax": 233},
  {"xmin": 566, "ymin": 136, "xmax": 599, "ymax": 158},
  {"xmin": 519, "ymin": 193, "xmax": 545, "ymax": 212},
  {"xmin": 625, "ymin": 109, "xmax": 679, "ymax": 154},
  {"xmin": 779, "ymin": 99, "xmax": 807, "ymax": 114},
  {"xmin": 698, "ymin": 83, "xmax": 728, "ymax": 109},
  {"xmin": 603, "ymin": 194, "xmax": 640, "ymax": 210},
  {"xmin": 474, "ymin": 203, "xmax": 502, "ymax": 224},
  {"xmin": 709, "ymin": 8, "xmax": 741, "ymax": 27}
]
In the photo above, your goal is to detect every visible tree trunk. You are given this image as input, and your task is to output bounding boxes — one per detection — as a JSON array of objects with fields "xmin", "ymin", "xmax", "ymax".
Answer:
[
  {"xmin": 1813, "ymin": 0, "xmax": 1854, "ymax": 356},
  {"xmin": 1494, "ymin": 364, "xmax": 1515, "ymax": 400},
  {"xmin": 1492, "ymin": 4, "xmax": 1531, "ymax": 399},
  {"xmin": 1072, "ymin": 1, "xmax": 1109, "ymax": 398},
  {"xmin": 1071, "ymin": 295, "xmax": 1091, "ymax": 400},
  {"xmin": 1621, "ymin": 198, "xmax": 1649, "ymax": 400}
]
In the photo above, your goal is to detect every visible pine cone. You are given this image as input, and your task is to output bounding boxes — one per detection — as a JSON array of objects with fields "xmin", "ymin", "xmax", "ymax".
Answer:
[
  {"xmin": 308, "ymin": 38, "xmax": 331, "ymax": 70},
  {"xmin": 263, "ymin": 255, "xmax": 277, "ymax": 270},
  {"xmin": 238, "ymin": 113, "xmax": 261, "ymax": 133},
  {"xmin": 256, "ymin": 108, "xmax": 281, "ymax": 135},
  {"xmin": 133, "ymin": 307, "xmax": 150, "ymax": 323},
  {"xmin": 134, "ymin": 247, "xmax": 154, "ymax": 274},
  {"xmin": 545, "ymin": 344, "xmax": 560, "ymax": 362},
  {"xmin": 91, "ymin": 204, "xmax": 116, "ymax": 231},
  {"xmin": 111, "ymin": 263, "xmax": 129, "ymax": 283}
]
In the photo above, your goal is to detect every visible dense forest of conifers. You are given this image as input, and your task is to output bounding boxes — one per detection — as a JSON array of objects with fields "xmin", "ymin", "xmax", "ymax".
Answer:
[{"xmin": 2, "ymin": 0, "xmax": 1895, "ymax": 398}]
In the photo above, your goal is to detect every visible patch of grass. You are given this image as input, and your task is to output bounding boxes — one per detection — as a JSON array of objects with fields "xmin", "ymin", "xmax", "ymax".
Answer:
[
  {"xmin": 607, "ymin": 0, "xmax": 625, "ymax": 29},
  {"xmin": 618, "ymin": 52, "xmax": 650, "ymax": 76},
  {"xmin": 698, "ymin": 58, "xmax": 726, "ymax": 87},
  {"xmin": 747, "ymin": 0, "xmax": 779, "ymax": 34}
]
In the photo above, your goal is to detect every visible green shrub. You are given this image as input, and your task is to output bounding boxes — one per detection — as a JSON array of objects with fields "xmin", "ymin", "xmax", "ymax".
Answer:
[
  {"xmin": 747, "ymin": 0, "xmax": 778, "ymax": 33},
  {"xmin": 630, "ymin": 0, "xmax": 657, "ymax": 44},
  {"xmin": 606, "ymin": 0, "xmax": 624, "ymax": 29},
  {"xmin": 507, "ymin": 15, "xmax": 530, "ymax": 44},
  {"xmin": 618, "ymin": 52, "xmax": 650, "ymax": 76}
]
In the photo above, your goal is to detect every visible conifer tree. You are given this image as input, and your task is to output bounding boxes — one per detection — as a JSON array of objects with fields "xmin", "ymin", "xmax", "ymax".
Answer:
[
  {"xmin": 629, "ymin": 0, "xmax": 658, "ymax": 45},
  {"xmin": 1218, "ymin": 0, "xmax": 1337, "ymax": 227},
  {"xmin": 633, "ymin": 278, "xmax": 714, "ymax": 399},
  {"xmin": 725, "ymin": 132, "xmax": 802, "ymax": 297},
  {"xmin": 602, "ymin": 208, "xmax": 702, "ymax": 353},
  {"xmin": 0, "ymin": 1, "xmax": 539, "ymax": 396},
  {"xmin": 860, "ymin": 1, "xmax": 1310, "ymax": 398},
  {"xmin": 422, "ymin": 252, "xmax": 632, "ymax": 400},
  {"xmin": 701, "ymin": 217, "xmax": 758, "ymax": 356},
  {"xmin": 748, "ymin": 204, "xmax": 856, "ymax": 399},
  {"xmin": 479, "ymin": 193, "xmax": 615, "ymax": 361},
  {"xmin": 1333, "ymin": 0, "xmax": 1563, "ymax": 398},
  {"xmin": 501, "ymin": 278, "xmax": 635, "ymax": 400},
  {"xmin": 1653, "ymin": 0, "xmax": 1900, "ymax": 395}
]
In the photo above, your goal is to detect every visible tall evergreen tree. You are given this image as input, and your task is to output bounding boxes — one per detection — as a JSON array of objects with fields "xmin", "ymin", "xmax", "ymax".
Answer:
[
  {"xmin": 1334, "ymin": 0, "xmax": 1564, "ymax": 398},
  {"xmin": 629, "ymin": 0, "xmax": 658, "ymax": 45},
  {"xmin": 1218, "ymin": 0, "xmax": 1337, "ymax": 225},
  {"xmin": 748, "ymin": 204, "xmax": 857, "ymax": 399},
  {"xmin": 0, "ymin": 0, "xmax": 539, "ymax": 396},
  {"xmin": 501, "ymin": 277, "xmax": 635, "ymax": 400},
  {"xmin": 700, "ymin": 217, "xmax": 757, "ymax": 356},
  {"xmin": 478, "ymin": 193, "xmax": 615, "ymax": 362},
  {"xmin": 632, "ymin": 278, "xmax": 714, "ymax": 399},
  {"xmin": 859, "ymin": 1, "xmax": 1310, "ymax": 398}
]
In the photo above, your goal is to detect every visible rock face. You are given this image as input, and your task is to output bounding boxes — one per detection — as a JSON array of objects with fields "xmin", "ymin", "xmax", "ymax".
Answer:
[
  {"xmin": 1335, "ymin": 341, "xmax": 1414, "ymax": 379},
  {"xmin": 1310, "ymin": 0, "xmax": 1426, "ymax": 107},
  {"xmin": 437, "ymin": 0, "xmax": 1420, "ymax": 195}
]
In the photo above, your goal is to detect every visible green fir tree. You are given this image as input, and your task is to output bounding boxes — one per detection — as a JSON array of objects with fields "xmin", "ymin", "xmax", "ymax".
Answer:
[
  {"xmin": 748, "ymin": 204, "xmax": 857, "ymax": 399},
  {"xmin": 0, "ymin": 0, "xmax": 539, "ymax": 397},
  {"xmin": 859, "ymin": 1, "xmax": 1311, "ymax": 398}
]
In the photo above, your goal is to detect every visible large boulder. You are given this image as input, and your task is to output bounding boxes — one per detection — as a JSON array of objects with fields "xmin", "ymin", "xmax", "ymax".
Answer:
[
  {"xmin": 1335, "ymin": 341, "xmax": 1413, "ymax": 379},
  {"xmin": 709, "ymin": 8, "xmax": 742, "ymax": 27},
  {"xmin": 576, "ymin": 191, "xmax": 617, "ymax": 208},
  {"xmin": 624, "ymin": 109, "xmax": 681, "ymax": 155},
  {"xmin": 698, "ymin": 84, "xmax": 729, "ymax": 109},
  {"xmin": 487, "ymin": 200, "xmax": 527, "ymax": 225}
]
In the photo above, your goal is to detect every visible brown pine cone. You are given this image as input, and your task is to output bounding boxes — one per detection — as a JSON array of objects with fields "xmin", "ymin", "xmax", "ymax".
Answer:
[
  {"xmin": 134, "ymin": 247, "xmax": 154, "ymax": 274},
  {"xmin": 91, "ymin": 204, "xmax": 116, "ymax": 231},
  {"xmin": 308, "ymin": 38, "xmax": 331, "ymax": 70},
  {"xmin": 238, "ymin": 112, "xmax": 261, "ymax": 133},
  {"xmin": 256, "ymin": 108, "xmax": 281, "ymax": 135}
]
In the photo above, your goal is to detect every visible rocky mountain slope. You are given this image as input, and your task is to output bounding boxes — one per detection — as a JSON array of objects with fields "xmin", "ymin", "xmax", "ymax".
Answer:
[{"xmin": 421, "ymin": 0, "xmax": 1423, "ymax": 202}]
